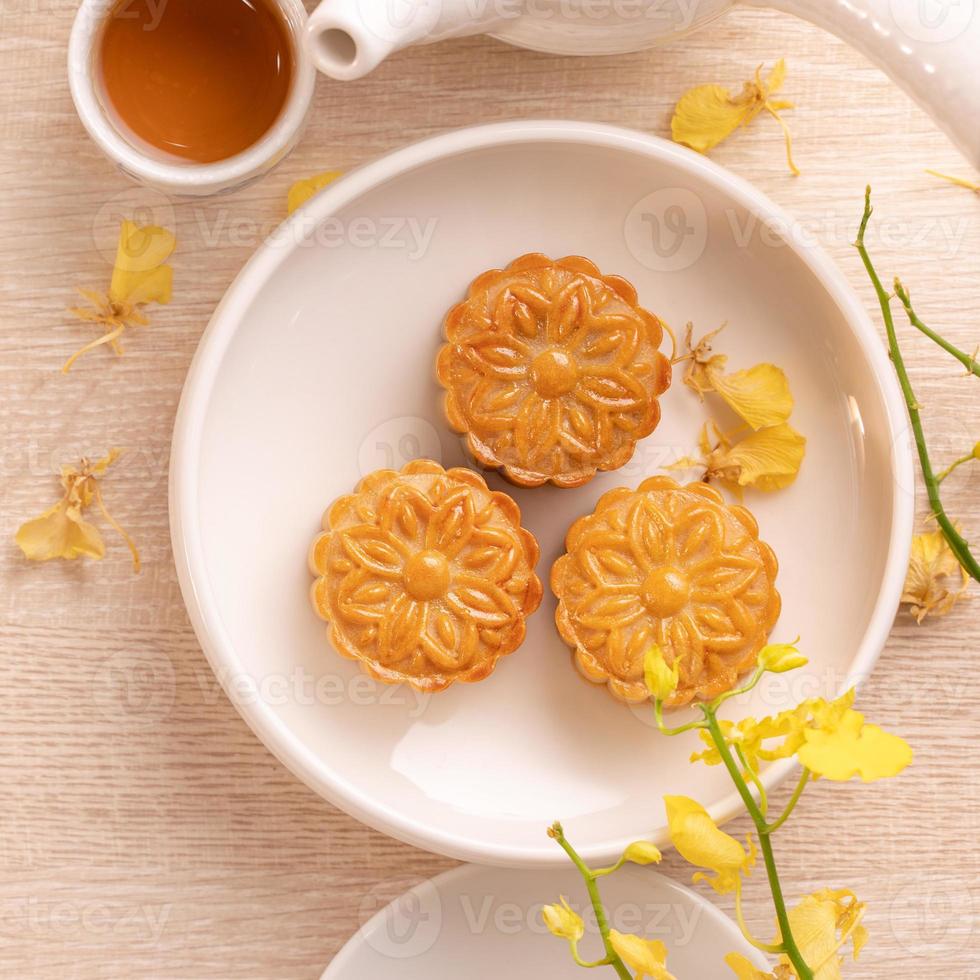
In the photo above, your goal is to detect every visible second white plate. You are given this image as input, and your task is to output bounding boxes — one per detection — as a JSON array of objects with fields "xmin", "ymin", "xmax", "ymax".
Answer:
[{"xmin": 322, "ymin": 864, "xmax": 770, "ymax": 979}]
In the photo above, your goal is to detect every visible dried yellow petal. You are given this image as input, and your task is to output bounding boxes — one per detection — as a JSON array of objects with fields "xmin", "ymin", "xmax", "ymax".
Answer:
[
  {"xmin": 927, "ymin": 169, "xmax": 980, "ymax": 194},
  {"xmin": 64, "ymin": 220, "xmax": 175, "ymax": 372},
  {"xmin": 15, "ymin": 500, "xmax": 105, "ymax": 562},
  {"xmin": 288, "ymin": 170, "xmax": 343, "ymax": 214},
  {"xmin": 109, "ymin": 220, "xmax": 176, "ymax": 305},
  {"xmin": 707, "ymin": 362, "xmax": 793, "ymax": 430},
  {"xmin": 672, "ymin": 422, "xmax": 806, "ymax": 494},
  {"xmin": 15, "ymin": 449, "xmax": 140, "ymax": 572},
  {"xmin": 671, "ymin": 60, "xmax": 799, "ymax": 175},
  {"xmin": 679, "ymin": 322, "xmax": 728, "ymax": 398},
  {"xmin": 717, "ymin": 423, "xmax": 806, "ymax": 491},
  {"xmin": 901, "ymin": 529, "xmax": 969, "ymax": 623}
]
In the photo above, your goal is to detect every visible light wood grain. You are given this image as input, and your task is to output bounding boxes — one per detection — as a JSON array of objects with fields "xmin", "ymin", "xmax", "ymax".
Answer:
[{"xmin": 1, "ymin": 2, "xmax": 978, "ymax": 977}]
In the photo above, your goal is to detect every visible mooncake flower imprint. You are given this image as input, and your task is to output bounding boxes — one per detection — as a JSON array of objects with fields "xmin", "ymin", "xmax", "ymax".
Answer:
[
  {"xmin": 437, "ymin": 254, "xmax": 672, "ymax": 488},
  {"xmin": 551, "ymin": 476, "xmax": 780, "ymax": 706},
  {"xmin": 309, "ymin": 460, "xmax": 542, "ymax": 692}
]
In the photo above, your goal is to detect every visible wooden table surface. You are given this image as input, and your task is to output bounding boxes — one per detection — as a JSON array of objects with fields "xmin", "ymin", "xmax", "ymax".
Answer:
[{"xmin": 1, "ymin": 2, "xmax": 978, "ymax": 977}]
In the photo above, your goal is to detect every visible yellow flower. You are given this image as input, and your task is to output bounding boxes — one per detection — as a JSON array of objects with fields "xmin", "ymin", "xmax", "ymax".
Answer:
[
  {"xmin": 777, "ymin": 889, "xmax": 867, "ymax": 979},
  {"xmin": 622, "ymin": 841, "xmax": 663, "ymax": 866},
  {"xmin": 644, "ymin": 645, "xmax": 680, "ymax": 701},
  {"xmin": 797, "ymin": 707, "xmax": 912, "ymax": 782},
  {"xmin": 287, "ymin": 169, "xmax": 343, "ymax": 214},
  {"xmin": 609, "ymin": 931, "xmax": 676, "ymax": 980},
  {"xmin": 541, "ymin": 896, "xmax": 584, "ymax": 942},
  {"xmin": 901, "ymin": 529, "xmax": 969, "ymax": 623},
  {"xmin": 927, "ymin": 169, "xmax": 980, "ymax": 194},
  {"xmin": 64, "ymin": 220, "xmax": 175, "ymax": 372},
  {"xmin": 724, "ymin": 953, "xmax": 792, "ymax": 979},
  {"xmin": 679, "ymin": 324, "xmax": 794, "ymax": 430},
  {"xmin": 15, "ymin": 449, "xmax": 140, "ymax": 572},
  {"xmin": 671, "ymin": 60, "xmax": 799, "ymax": 175},
  {"xmin": 757, "ymin": 642, "xmax": 807, "ymax": 674},
  {"xmin": 690, "ymin": 689, "xmax": 911, "ymax": 783},
  {"xmin": 664, "ymin": 796, "xmax": 755, "ymax": 895},
  {"xmin": 672, "ymin": 421, "xmax": 805, "ymax": 495}
]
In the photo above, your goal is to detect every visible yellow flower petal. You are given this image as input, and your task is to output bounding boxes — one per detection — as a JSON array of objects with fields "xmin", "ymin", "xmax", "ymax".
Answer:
[
  {"xmin": 109, "ymin": 220, "xmax": 176, "ymax": 305},
  {"xmin": 287, "ymin": 169, "xmax": 343, "ymax": 214},
  {"xmin": 707, "ymin": 362, "xmax": 794, "ymax": 430},
  {"xmin": 724, "ymin": 952, "xmax": 777, "ymax": 979},
  {"xmin": 718, "ymin": 423, "xmax": 806, "ymax": 491},
  {"xmin": 644, "ymin": 645, "xmax": 680, "ymax": 701},
  {"xmin": 797, "ymin": 708, "xmax": 912, "ymax": 782},
  {"xmin": 664, "ymin": 796, "xmax": 753, "ymax": 895},
  {"xmin": 15, "ymin": 499, "xmax": 105, "ymax": 562},
  {"xmin": 901, "ymin": 529, "xmax": 969, "ymax": 623},
  {"xmin": 609, "ymin": 931, "xmax": 676, "ymax": 980},
  {"xmin": 541, "ymin": 896, "xmax": 584, "ymax": 942}
]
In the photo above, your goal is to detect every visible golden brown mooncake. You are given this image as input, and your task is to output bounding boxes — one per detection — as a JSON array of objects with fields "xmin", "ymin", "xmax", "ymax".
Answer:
[
  {"xmin": 551, "ymin": 476, "xmax": 781, "ymax": 706},
  {"xmin": 436, "ymin": 253, "xmax": 672, "ymax": 489},
  {"xmin": 309, "ymin": 460, "xmax": 542, "ymax": 693}
]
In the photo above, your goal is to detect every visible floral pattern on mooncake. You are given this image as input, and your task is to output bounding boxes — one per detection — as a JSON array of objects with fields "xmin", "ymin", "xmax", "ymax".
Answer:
[
  {"xmin": 436, "ymin": 254, "xmax": 672, "ymax": 488},
  {"xmin": 551, "ymin": 476, "xmax": 781, "ymax": 706},
  {"xmin": 309, "ymin": 460, "xmax": 542, "ymax": 692}
]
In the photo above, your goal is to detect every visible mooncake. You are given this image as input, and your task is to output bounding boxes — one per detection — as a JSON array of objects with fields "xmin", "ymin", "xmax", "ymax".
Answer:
[
  {"xmin": 309, "ymin": 460, "xmax": 542, "ymax": 692},
  {"xmin": 551, "ymin": 476, "xmax": 780, "ymax": 706},
  {"xmin": 436, "ymin": 254, "xmax": 672, "ymax": 488}
]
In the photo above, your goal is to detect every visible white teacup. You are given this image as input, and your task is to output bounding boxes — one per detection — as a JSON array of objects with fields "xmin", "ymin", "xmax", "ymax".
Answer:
[{"xmin": 68, "ymin": 0, "xmax": 316, "ymax": 197}]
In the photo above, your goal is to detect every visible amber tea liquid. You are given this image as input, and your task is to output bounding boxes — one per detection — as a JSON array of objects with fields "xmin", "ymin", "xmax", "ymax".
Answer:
[{"xmin": 99, "ymin": 0, "xmax": 294, "ymax": 164}]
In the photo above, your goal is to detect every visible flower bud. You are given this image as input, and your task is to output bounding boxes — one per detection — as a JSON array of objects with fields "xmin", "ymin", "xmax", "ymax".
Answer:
[
  {"xmin": 757, "ymin": 643, "xmax": 807, "ymax": 674},
  {"xmin": 623, "ymin": 841, "xmax": 663, "ymax": 866},
  {"xmin": 542, "ymin": 897, "xmax": 584, "ymax": 942}
]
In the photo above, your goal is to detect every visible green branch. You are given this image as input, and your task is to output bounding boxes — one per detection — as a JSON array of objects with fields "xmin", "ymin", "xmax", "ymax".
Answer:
[
  {"xmin": 549, "ymin": 824, "xmax": 632, "ymax": 980},
  {"xmin": 855, "ymin": 187, "xmax": 980, "ymax": 582},
  {"xmin": 702, "ymin": 705, "xmax": 814, "ymax": 980},
  {"xmin": 893, "ymin": 279, "xmax": 980, "ymax": 379}
]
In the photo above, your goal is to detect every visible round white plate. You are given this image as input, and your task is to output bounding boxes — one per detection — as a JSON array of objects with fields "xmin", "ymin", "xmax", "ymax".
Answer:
[
  {"xmin": 170, "ymin": 121, "xmax": 913, "ymax": 867},
  {"xmin": 321, "ymin": 863, "xmax": 770, "ymax": 978}
]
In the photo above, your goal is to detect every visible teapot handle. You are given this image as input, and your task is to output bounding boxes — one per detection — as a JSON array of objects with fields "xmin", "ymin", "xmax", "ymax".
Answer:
[{"xmin": 756, "ymin": 0, "xmax": 980, "ymax": 168}]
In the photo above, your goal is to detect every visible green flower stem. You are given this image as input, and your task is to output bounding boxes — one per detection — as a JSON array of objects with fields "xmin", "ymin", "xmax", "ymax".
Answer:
[
  {"xmin": 549, "ymin": 824, "xmax": 632, "ymax": 980},
  {"xmin": 654, "ymin": 698, "xmax": 707, "ymax": 736},
  {"xmin": 702, "ymin": 704, "xmax": 814, "ymax": 980},
  {"xmin": 735, "ymin": 743, "xmax": 768, "ymax": 817},
  {"xmin": 894, "ymin": 279, "xmax": 980, "ymax": 378},
  {"xmin": 856, "ymin": 187, "xmax": 980, "ymax": 582},
  {"xmin": 766, "ymin": 768, "xmax": 810, "ymax": 834},
  {"xmin": 937, "ymin": 452, "xmax": 976, "ymax": 484}
]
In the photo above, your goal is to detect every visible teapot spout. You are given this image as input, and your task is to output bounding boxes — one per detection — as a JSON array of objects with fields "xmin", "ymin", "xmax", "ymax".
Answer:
[{"xmin": 306, "ymin": 0, "xmax": 510, "ymax": 80}]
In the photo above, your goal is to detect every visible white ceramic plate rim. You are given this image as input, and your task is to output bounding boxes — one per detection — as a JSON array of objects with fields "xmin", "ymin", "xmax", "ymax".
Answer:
[
  {"xmin": 170, "ymin": 120, "xmax": 915, "ymax": 866},
  {"xmin": 319, "ymin": 861, "xmax": 771, "ymax": 977}
]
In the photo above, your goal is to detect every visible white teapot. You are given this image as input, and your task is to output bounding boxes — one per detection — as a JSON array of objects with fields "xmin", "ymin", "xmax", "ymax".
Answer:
[{"xmin": 306, "ymin": 0, "xmax": 980, "ymax": 167}]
